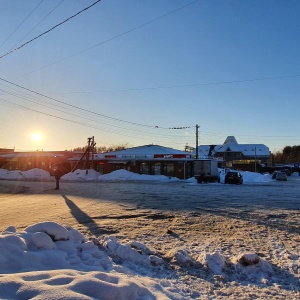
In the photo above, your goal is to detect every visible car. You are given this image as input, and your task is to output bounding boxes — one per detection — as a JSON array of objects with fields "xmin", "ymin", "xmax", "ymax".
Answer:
[
  {"xmin": 272, "ymin": 169, "xmax": 290, "ymax": 179},
  {"xmin": 276, "ymin": 171, "xmax": 287, "ymax": 181},
  {"xmin": 281, "ymin": 168, "xmax": 291, "ymax": 176},
  {"xmin": 272, "ymin": 171, "xmax": 280, "ymax": 179},
  {"xmin": 225, "ymin": 171, "xmax": 243, "ymax": 184}
]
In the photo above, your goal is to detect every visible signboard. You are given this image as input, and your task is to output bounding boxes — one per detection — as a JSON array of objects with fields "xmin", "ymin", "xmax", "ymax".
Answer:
[{"xmin": 154, "ymin": 154, "xmax": 191, "ymax": 159}]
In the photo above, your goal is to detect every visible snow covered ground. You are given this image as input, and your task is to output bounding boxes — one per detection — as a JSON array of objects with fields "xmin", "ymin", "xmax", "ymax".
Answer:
[
  {"xmin": 0, "ymin": 167, "xmax": 274, "ymax": 183},
  {"xmin": 0, "ymin": 168, "xmax": 300, "ymax": 299}
]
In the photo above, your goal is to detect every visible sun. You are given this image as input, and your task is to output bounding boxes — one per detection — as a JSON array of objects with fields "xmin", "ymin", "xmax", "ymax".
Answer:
[{"xmin": 32, "ymin": 133, "xmax": 42, "ymax": 141}]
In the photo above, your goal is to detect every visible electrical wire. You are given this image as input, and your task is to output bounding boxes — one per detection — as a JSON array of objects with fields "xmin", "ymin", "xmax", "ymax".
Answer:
[
  {"xmin": 0, "ymin": 0, "xmax": 102, "ymax": 60},
  {"xmin": 0, "ymin": 77, "xmax": 192, "ymax": 130},
  {"xmin": 0, "ymin": 0, "xmax": 44, "ymax": 49},
  {"xmin": 0, "ymin": 87, "xmax": 193, "ymax": 142},
  {"xmin": 15, "ymin": 0, "xmax": 200, "ymax": 78},
  {"xmin": 1, "ymin": 78, "xmax": 299, "ymax": 146},
  {"xmin": 33, "ymin": 74, "xmax": 300, "ymax": 95},
  {"xmin": 10, "ymin": 0, "xmax": 65, "ymax": 49},
  {"xmin": 0, "ymin": 97, "xmax": 192, "ymax": 146}
]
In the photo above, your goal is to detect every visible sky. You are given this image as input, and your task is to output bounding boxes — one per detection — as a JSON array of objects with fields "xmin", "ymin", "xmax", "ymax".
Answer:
[{"xmin": 0, "ymin": 0, "xmax": 299, "ymax": 153}]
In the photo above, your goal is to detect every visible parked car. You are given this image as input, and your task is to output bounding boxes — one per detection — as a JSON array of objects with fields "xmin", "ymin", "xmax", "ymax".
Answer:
[
  {"xmin": 281, "ymin": 168, "xmax": 291, "ymax": 176},
  {"xmin": 272, "ymin": 169, "xmax": 290, "ymax": 179},
  {"xmin": 225, "ymin": 171, "xmax": 243, "ymax": 184},
  {"xmin": 276, "ymin": 171, "xmax": 288, "ymax": 181},
  {"xmin": 272, "ymin": 171, "xmax": 280, "ymax": 179}
]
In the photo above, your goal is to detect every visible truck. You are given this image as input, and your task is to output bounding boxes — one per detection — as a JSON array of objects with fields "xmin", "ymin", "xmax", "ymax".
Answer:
[{"xmin": 194, "ymin": 159, "xmax": 220, "ymax": 183}]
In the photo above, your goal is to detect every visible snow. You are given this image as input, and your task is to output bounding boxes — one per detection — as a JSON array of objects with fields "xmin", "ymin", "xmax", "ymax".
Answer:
[
  {"xmin": 0, "ymin": 167, "xmax": 274, "ymax": 183},
  {"xmin": 0, "ymin": 168, "xmax": 299, "ymax": 299},
  {"xmin": 0, "ymin": 221, "xmax": 183, "ymax": 299}
]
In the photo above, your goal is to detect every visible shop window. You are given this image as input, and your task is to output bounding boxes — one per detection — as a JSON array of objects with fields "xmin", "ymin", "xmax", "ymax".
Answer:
[
  {"xmin": 163, "ymin": 163, "xmax": 174, "ymax": 177},
  {"xmin": 140, "ymin": 163, "xmax": 149, "ymax": 174},
  {"xmin": 153, "ymin": 163, "xmax": 161, "ymax": 175}
]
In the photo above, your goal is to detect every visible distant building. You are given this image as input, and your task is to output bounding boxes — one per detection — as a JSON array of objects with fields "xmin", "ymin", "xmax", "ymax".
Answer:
[
  {"xmin": 195, "ymin": 136, "xmax": 271, "ymax": 171},
  {"xmin": 87, "ymin": 144, "xmax": 194, "ymax": 179},
  {"xmin": 0, "ymin": 151, "xmax": 82, "ymax": 171}
]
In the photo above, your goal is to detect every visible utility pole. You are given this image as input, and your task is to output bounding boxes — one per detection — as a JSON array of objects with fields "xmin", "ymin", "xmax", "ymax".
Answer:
[
  {"xmin": 91, "ymin": 136, "xmax": 96, "ymax": 169},
  {"xmin": 195, "ymin": 124, "xmax": 199, "ymax": 159},
  {"xmin": 254, "ymin": 146, "xmax": 257, "ymax": 173},
  {"xmin": 85, "ymin": 137, "xmax": 92, "ymax": 172}
]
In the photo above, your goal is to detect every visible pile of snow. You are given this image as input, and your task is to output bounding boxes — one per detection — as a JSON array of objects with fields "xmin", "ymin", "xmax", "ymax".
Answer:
[
  {"xmin": 0, "ymin": 168, "xmax": 52, "ymax": 180},
  {"xmin": 218, "ymin": 169, "xmax": 273, "ymax": 183},
  {"xmin": 239, "ymin": 171, "xmax": 272, "ymax": 183},
  {"xmin": 0, "ymin": 167, "xmax": 275, "ymax": 183},
  {"xmin": 0, "ymin": 221, "xmax": 183, "ymax": 299},
  {"xmin": 98, "ymin": 169, "xmax": 179, "ymax": 182},
  {"xmin": 198, "ymin": 252, "xmax": 227, "ymax": 274},
  {"xmin": 0, "ymin": 220, "xmax": 278, "ymax": 299},
  {"xmin": 61, "ymin": 169, "xmax": 101, "ymax": 181}
]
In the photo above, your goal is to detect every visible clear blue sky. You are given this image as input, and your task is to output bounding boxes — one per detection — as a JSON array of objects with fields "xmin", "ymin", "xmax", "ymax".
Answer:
[{"xmin": 0, "ymin": 0, "xmax": 299, "ymax": 152}]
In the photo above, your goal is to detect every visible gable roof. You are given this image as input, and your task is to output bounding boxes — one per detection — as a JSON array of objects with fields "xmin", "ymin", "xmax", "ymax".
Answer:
[
  {"xmin": 94, "ymin": 144, "xmax": 192, "ymax": 159},
  {"xmin": 194, "ymin": 136, "xmax": 270, "ymax": 157}
]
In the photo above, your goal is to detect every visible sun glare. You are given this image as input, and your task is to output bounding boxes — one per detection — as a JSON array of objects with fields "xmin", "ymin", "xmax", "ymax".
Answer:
[{"xmin": 32, "ymin": 133, "xmax": 42, "ymax": 141}]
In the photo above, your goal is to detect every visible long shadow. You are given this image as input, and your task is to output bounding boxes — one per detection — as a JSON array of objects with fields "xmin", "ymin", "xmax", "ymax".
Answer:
[{"xmin": 61, "ymin": 194, "xmax": 115, "ymax": 235}]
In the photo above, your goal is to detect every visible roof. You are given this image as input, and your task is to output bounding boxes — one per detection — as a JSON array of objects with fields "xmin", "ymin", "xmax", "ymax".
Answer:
[
  {"xmin": 94, "ymin": 144, "xmax": 192, "ymax": 160},
  {"xmin": 0, "ymin": 153, "xmax": 64, "ymax": 158},
  {"xmin": 194, "ymin": 136, "xmax": 270, "ymax": 157}
]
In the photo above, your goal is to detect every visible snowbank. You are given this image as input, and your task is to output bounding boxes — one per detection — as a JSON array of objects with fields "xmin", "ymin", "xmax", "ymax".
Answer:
[
  {"xmin": 0, "ymin": 221, "xmax": 183, "ymax": 299},
  {"xmin": 0, "ymin": 221, "xmax": 278, "ymax": 299},
  {"xmin": 0, "ymin": 168, "xmax": 274, "ymax": 183},
  {"xmin": 62, "ymin": 169, "xmax": 101, "ymax": 181},
  {"xmin": 98, "ymin": 169, "xmax": 180, "ymax": 182},
  {"xmin": 0, "ymin": 168, "xmax": 52, "ymax": 180}
]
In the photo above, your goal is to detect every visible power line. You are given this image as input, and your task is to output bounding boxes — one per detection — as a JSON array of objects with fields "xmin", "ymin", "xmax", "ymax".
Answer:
[
  {"xmin": 0, "ymin": 0, "xmax": 102, "ymax": 60},
  {"xmin": 0, "ymin": 77, "xmax": 192, "ymax": 130},
  {"xmin": 34, "ymin": 74, "xmax": 300, "ymax": 95},
  {"xmin": 0, "ymin": 0, "xmax": 44, "ymax": 49},
  {"xmin": 1, "ymin": 77, "xmax": 299, "ymax": 143},
  {"xmin": 10, "ymin": 0, "xmax": 65, "ymax": 49},
  {"xmin": 0, "ymin": 87, "xmax": 193, "ymax": 142},
  {"xmin": 0, "ymin": 98, "xmax": 192, "ymax": 146},
  {"xmin": 15, "ymin": 0, "xmax": 200, "ymax": 78}
]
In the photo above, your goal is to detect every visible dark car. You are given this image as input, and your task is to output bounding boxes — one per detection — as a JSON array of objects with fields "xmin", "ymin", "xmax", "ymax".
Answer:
[
  {"xmin": 225, "ymin": 171, "xmax": 243, "ymax": 184},
  {"xmin": 272, "ymin": 171, "xmax": 280, "ymax": 179},
  {"xmin": 275, "ymin": 171, "xmax": 288, "ymax": 181},
  {"xmin": 281, "ymin": 168, "xmax": 291, "ymax": 176},
  {"xmin": 272, "ymin": 169, "xmax": 290, "ymax": 179}
]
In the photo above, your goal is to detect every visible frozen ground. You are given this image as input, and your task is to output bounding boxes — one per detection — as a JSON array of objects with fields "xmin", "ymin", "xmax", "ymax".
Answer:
[{"xmin": 0, "ymin": 169, "xmax": 299, "ymax": 299}]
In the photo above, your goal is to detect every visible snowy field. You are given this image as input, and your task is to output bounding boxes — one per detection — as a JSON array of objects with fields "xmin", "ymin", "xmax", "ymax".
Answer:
[{"xmin": 0, "ymin": 168, "xmax": 300, "ymax": 299}]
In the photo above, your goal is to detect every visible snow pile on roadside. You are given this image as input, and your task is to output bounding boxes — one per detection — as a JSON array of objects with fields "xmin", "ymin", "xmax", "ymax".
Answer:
[
  {"xmin": 97, "ymin": 169, "xmax": 180, "ymax": 182},
  {"xmin": 0, "ymin": 167, "xmax": 274, "ymax": 183},
  {"xmin": 61, "ymin": 169, "xmax": 101, "ymax": 181},
  {"xmin": 0, "ymin": 168, "xmax": 52, "ymax": 180},
  {"xmin": 240, "ymin": 171, "xmax": 272, "ymax": 183},
  {"xmin": 217, "ymin": 169, "xmax": 273, "ymax": 183},
  {"xmin": 0, "ymin": 221, "xmax": 184, "ymax": 299}
]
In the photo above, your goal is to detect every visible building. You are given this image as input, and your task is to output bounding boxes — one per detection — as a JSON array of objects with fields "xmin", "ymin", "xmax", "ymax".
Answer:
[
  {"xmin": 89, "ymin": 144, "xmax": 194, "ymax": 179},
  {"xmin": 195, "ymin": 136, "xmax": 271, "ymax": 171},
  {"xmin": 0, "ymin": 150, "xmax": 82, "ymax": 171}
]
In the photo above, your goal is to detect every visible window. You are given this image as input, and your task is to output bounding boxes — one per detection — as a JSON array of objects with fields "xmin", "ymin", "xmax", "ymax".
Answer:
[
  {"xmin": 153, "ymin": 163, "xmax": 161, "ymax": 175},
  {"xmin": 140, "ymin": 163, "xmax": 149, "ymax": 174},
  {"xmin": 163, "ymin": 163, "xmax": 174, "ymax": 177}
]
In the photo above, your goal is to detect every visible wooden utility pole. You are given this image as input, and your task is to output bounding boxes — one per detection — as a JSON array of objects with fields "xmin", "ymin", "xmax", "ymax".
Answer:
[
  {"xmin": 196, "ymin": 124, "xmax": 199, "ymax": 159},
  {"xmin": 71, "ymin": 136, "xmax": 96, "ymax": 173}
]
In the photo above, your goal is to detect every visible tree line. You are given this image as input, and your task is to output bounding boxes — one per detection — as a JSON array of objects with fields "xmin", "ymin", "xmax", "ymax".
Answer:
[
  {"xmin": 70, "ymin": 142, "xmax": 300, "ymax": 165},
  {"xmin": 70, "ymin": 143, "xmax": 130, "ymax": 153},
  {"xmin": 272, "ymin": 145, "xmax": 300, "ymax": 165}
]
